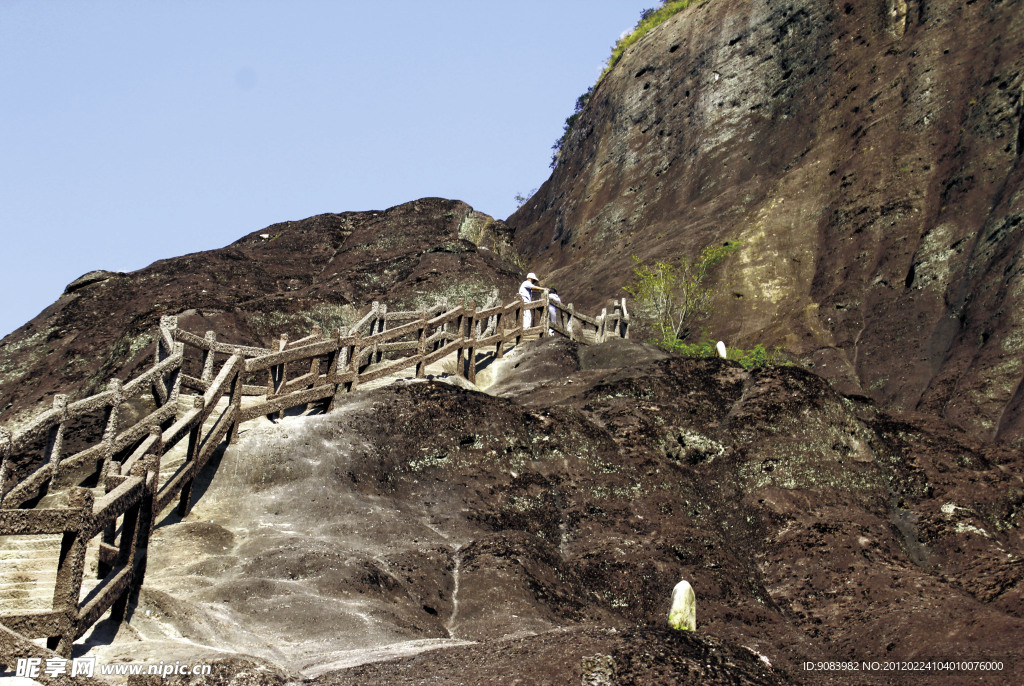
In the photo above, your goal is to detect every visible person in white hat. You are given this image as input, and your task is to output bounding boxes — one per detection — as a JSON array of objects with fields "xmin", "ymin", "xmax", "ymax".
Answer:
[{"xmin": 519, "ymin": 273, "xmax": 539, "ymax": 329}]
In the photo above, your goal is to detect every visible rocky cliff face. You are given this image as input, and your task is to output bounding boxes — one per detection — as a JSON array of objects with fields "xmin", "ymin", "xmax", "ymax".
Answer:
[
  {"xmin": 509, "ymin": 0, "xmax": 1024, "ymax": 446},
  {"xmin": 0, "ymin": 198, "xmax": 520, "ymax": 428}
]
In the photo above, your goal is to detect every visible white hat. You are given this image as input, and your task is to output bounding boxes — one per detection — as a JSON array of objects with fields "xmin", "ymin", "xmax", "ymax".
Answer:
[{"xmin": 527, "ymin": 272, "xmax": 538, "ymax": 281}]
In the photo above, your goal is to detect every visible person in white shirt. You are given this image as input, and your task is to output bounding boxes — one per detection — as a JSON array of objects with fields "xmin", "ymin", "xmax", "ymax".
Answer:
[
  {"xmin": 548, "ymin": 287, "xmax": 561, "ymax": 335},
  {"xmin": 519, "ymin": 273, "xmax": 539, "ymax": 328}
]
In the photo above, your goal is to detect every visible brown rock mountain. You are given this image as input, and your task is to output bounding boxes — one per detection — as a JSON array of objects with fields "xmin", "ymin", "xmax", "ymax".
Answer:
[
  {"xmin": 2, "ymin": 2, "xmax": 1023, "ymax": 683},
  {"xmin": 509, "ymin": 0, "xmax": 1024, "ymax": 447},
  {"xmin": 0, "ymin": 198, "xmax": 520, "ymax": 428}
]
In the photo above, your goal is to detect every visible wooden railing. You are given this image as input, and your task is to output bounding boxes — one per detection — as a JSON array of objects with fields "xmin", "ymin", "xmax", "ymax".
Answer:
[
  {"xmin": 0, "ymin": 327, "xmax": 243, "ymax": 663},
  {"xmin": 0, "ymin": 293, "xmax": 628, "ymax": 669}
]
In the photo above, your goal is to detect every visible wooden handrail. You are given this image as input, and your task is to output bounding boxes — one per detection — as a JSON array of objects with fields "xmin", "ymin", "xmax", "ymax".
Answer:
[{"xmin": 0, "ymin": 291, "xmax": 628, "ymax": 665}]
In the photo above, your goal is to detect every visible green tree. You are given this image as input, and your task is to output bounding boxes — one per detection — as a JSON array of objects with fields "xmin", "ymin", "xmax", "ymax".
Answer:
[
  {"xmin": 513, "ymin": 188, "xmax": 538, "ymax": 209},
  {"xmin": 623, "ymin": 241, "xmax": 740, "ymax": 342}
]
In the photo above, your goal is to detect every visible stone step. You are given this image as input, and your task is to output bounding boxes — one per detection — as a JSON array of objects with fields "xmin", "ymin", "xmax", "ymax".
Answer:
[{"xmin": 0, "ymin": 536, "xmax": 61, "ymax": 552}]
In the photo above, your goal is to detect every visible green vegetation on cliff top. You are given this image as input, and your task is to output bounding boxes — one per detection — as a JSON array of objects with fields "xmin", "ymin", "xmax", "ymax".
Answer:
[{"xmin": 603, "ymin": 1, "xmax": 702, "ymax": 81}]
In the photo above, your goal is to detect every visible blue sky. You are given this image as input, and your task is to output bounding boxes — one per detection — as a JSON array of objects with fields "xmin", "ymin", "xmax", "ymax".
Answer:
[{"xmin": 0, "ymin": 1, "xmax": 655, "ymax": 338}]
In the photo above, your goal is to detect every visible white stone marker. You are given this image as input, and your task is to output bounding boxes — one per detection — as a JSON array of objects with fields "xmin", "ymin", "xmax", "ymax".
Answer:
[{"xmin": 668, "ymin": 579, "xmax": 696, "ymax": 631}]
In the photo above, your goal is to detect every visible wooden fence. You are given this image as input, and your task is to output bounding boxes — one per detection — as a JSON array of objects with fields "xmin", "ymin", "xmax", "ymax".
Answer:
[{"xmin": 0, "ymin": 293, "xmax": 628, "ymax": 670}]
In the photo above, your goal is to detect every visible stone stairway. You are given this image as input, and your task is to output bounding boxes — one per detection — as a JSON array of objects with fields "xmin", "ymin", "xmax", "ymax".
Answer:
[
  {"xmin": 0, "ymin": 532, "xmax": 107, "ymax": 618},
  {"xmin": 0, "ymin": 534, "xmax": 61, "ymax": 613},
  {"xmin": 0, "ymin": 393, "xmax": 230, "ymax": 624},
  {"xmin": 0, "ymin": 335, "xmax": 535, "ymax": 649}
]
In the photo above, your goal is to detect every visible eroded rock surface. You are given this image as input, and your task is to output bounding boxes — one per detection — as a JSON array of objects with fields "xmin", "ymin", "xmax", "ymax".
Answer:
[
  {"xmin": 79, "ymin": 338, "xmax": 1023, "ymax": 684},
  {"xmin": 509, "ymin": 0, "xmax": 1024, "ymax": 446}
]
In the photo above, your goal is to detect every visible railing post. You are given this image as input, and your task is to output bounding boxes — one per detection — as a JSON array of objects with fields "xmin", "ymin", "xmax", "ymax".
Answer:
[
  {"xmin": 49, "ymin": 486, "xmax": 93, "ymax": 657},
  {"xmin": 227, "ymin": 349, "xmax": 244, "ymax": 445},
  {"xmin": 267, "ymin": 334, "xmax": 288, "ymax": 418},
  {"xmin": 153, "ymin": 339, "xmax": 184, "ymax": 426},
  {"xmin": 457, "ymin": 298, "xmax": 466, "ymax": 352},
  {"xmin": 327, "ymin": 328, "xmax": 345, "ymax": 384},
  {"xmin": 433, "ymin": 303, "xmax": 446, "ymax": 351},
  {"xmin": 454, "ymin": 301, "xmax": 466, "ymax": 379},
  {"xmin": 433, "ymin": 299, "xmax": 448, "ymax": 352},
  {"xmin": 43, "ymin": 395, "xmax": 68, "ymax": 493},
  {"xmin": 375, "ymin": 304, "xmax": 387, "ymax": 364},
  {"xmin": 109, "ymin": 461, "xmax": 146, "ymax": 622},
  {"xmin": 567, "ymin": 304, "xmax": 578, "ymax": 342},
  {"xmin": 157, "ymin": 315, "xmax": 178, "ymax": 363},
  {"xmin": 429, "ymin": 316, "xmax": 440, "ymax": 353},
  {"xmin": 201, "ymin": 331, "xmax": 217, "ymax": 382},
  {"xmin": 306, "ymin": 335, "xmax": 322, "ymax": 405},
  {"xmin": 153, "ymin": 317, "xmax": 179, "ymax": 408},
  {"xmin": 370, "ymin": 340, "xmax": 380, "ymax": 368},
  {"xmin": 366, "ymin": 301, "xmax": 380, "ymax": 348},
  {"xmin": 514, "ymin": 302, "xmax": 524, "ymax": 346},
  {"xmin": 166, "ymin": 342, "xmax": 184, "ymax": 424},
  {"xmin": 540, "ymin": 292, "xmax": 551, "ymax": 337},
  {"xmin": 98, "ymin": 458, "xmax": 123, "ymax": 579},
  {"xmin": 178, "ymin": 395, "xmax": 205, "ymax": 517},
  {"xmin": 349, "ymin": 332, "xmax": 363, "ymax": 392},
  {"xmin": 619, "ymin": 298, "xmax": 630, "ymax": 338},
  {"xmin": 464, "ymin": 303, "xmax": 477, "ymax": 383},
  {"xmin": 0, "ymin": 427, "xmax": 12, "ymax": 502},
  {"xmin": 266, "ymin": 364, "xmax": 276, "ymax": 399},
  {"xmin": 102, "ymin": 378, "xmax": 124, "ymax": 445},
  {"xmin": 451, "ymin": 300, "xmax": 461, "ymax": 377},
  {"xmin": 98, "ymin": 378, "xmax": 124, "ymax": 485},
  {"xmin": 129, "ymin": 446, "xmax": 161, "ymax": 607},
  {"xmin": 276, "ymin": 334, "xmax": 288, "ymax": 396},
  {"xmin": 369, "ymin": 301, "xmax": 381, "ymax": 336},
  {"xmin": 599, "ymin": 308, "xmax": 608, "ymax": 343},
  {"xmin": 326, "ymin": 327, "xmax": 346, "ymax": 408},
  {"xmin": 415, "ymin": 311, "xmax": 428, "ymax": 378},
  {"xmin": 494, "ymin": 310, "xmax": 505, "ymax": 359}
]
